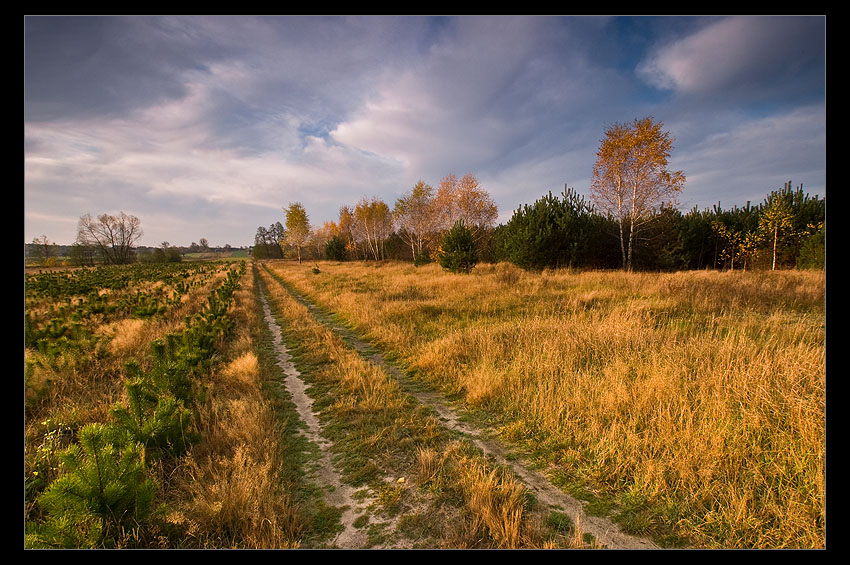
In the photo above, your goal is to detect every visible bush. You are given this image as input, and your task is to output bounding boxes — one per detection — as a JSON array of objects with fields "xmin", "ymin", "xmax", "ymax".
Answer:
[
  {"xmin": 413, "ymin": 251, "xmax": 431, "ymax": 267},
  {"xmin": 110, "ymin": 373, "xmax": 197, "ymax": 457},
  {"xmin": 797, "ymin": 227, "xmax": 825, "ymax": 269},
  {"xmin": 324, "ymin": 235, "xmax": 348, "ymax": 261},
  {"xmin": 26, "ymin": 423, "xmax": 157, "ymax": 548},
  {"xmin": 498, "ymin": 189, "xmax": 600, "ymax": 270},
  {"xmin": 438, "ymin": 221, "xmax": 478, "ymax": 274}
]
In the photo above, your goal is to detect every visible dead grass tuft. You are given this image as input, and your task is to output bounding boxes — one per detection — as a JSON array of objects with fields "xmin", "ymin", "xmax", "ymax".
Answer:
[
  {"xmin": 220, "ymin": 352, "xmax": 260, "ymax": 387},
  {"xmin": 176, "ymin": 447, "xmax": 302, "ymax": 548},
  {"xmin": 102, "ymin": 318, "xmax": 149, "ymax": 356}
]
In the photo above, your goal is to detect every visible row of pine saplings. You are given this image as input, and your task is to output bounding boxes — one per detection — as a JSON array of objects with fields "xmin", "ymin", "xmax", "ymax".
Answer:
[{"xmin": 25, "ymin": 263, "xmax": 246, "ymax": 548}]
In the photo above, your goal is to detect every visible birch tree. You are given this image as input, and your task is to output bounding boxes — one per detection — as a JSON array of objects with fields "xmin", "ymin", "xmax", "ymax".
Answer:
[
  {"xmin": 434, "ymin": 173, "xmax": 498, "ymax": 240},
  {"xmin": 311, "ymin": 220, "xmax": 339, "ymax": 258},
  {"xmin": 284, "ymin": 202, "xmax": 311, "ymax": 264},
  {"xmin": 590, "ymin": 117, "xmax": 685, "ymax": 271},
  {"xmin": 393, "ymin": 180, "xmax": 436, "ymax": 260},
  {"xmin": 353, "ymin": 196, "xmax": 393, "ymax": 261},
  {"xmin": 338, "ymin": 205, "xmax": 359, "ymax": 259},
  {"xmin": 759, "ymin": 197, "xmax": 795, "ymax": 270}
]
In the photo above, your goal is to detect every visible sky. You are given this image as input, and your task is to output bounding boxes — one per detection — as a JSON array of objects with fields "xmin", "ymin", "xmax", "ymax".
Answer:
[{"xmin": 24, "ymin": 15, "xmax": 827, "ymax": 248}]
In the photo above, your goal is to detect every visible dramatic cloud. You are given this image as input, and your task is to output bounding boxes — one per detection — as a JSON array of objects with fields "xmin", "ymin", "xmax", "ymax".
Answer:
[
  {"xmin": 672, "ymin": 103, "xmax": 826, "ymax": 209},
  {"xmin": 24, "ymin": 16, "xmax": 825, "ymax": 247}
]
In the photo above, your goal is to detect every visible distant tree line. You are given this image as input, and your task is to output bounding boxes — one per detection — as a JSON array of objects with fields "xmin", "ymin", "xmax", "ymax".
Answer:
[
  {"xmin": 31, "ymin": 118, "xmax": 822, "ymax": 274},
  {"xmin": 494, "ymin": 180, "xmax": 824, "ymax": 272},
  {"xmin": 254, "ymin": 172, "xmax": 500, "ymax": 272},
  {"xmin": 257, "ymin": 177, "xmax": 823, "ymax": 274},
  {"xmin": 27, "ymin": 212, "xmax": 242, "ymax": 267},
  {"xmin": 255, "ymin": 118, "xmax": 800, "ymax": 273}
]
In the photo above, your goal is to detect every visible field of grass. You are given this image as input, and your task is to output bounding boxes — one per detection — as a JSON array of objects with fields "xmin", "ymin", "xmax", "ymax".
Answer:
[
  {"xmin": 23, "ymin": 258, "xmax": 826, "ymax": 549},
  {"xmin": 24, "ymin": 261, "xmax": 315, "ymax": 548},
  {"xmin": 263, "ymin": 260, "xmax": 826, "ymax": 549},
  {"xmin": 257, "ymin": 262, "xmax": 599, "ymax": 548}
]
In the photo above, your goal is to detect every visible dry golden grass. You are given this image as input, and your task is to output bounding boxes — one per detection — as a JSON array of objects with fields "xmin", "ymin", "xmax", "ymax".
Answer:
[
  {"xmin": 259, "ymin": 263, "xmax": 581, "ymax": 548},
  {"xmin": 267, "ymin": 260, "xmax": 826, "ymax": 549},
  {"xmin": 414, "ymin": 441, "xmax": 590, "ymax": 549},
  {"xmin": 102, "ymin": 318, "xmax": 149, "ymax": 356},
  {"xmin": 415, "ymin": 442, "xmax": 526, "ymax": 548},
  {"xmin": 167, "ymin": 265, "xmax": 304, "ymax": 548}
]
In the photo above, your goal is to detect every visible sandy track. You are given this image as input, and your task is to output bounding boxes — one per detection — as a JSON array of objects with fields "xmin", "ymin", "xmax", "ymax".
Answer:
[{"xmin": 260, "ymin": 284, "xmax": 372, "ymax": 549}]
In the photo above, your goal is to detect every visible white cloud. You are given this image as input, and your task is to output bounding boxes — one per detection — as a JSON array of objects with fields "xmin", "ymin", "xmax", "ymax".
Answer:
[
  {"xmin": 637, "ymin": 16, "xmax": 824, "ymax": 98},
  {"xmin": 24, "ymin": 16, "xmax": 826, "ymax": 247},
  {"xmin": 329, "ymin": 16, "xmax": 582, "ymax": 184}
]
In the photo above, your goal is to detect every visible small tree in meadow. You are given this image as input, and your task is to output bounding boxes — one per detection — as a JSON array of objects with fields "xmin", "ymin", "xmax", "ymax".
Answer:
[
  {"xmin": 284, "ymin": 202, "xmax": 311, "ymax": 264},
  {"xmin": 797, "ymin": 223, "xmax": 825, "ymax": 269},
  {"xmin": 438, "ymin": 220, "xmax": 478, "ymax": 274},
  {"xmin": 759, "ymin": 197, "xmax": 795, "ymax": 270},
  {"xmin": 26, "ymin": 423, "xmax": 157, "ymax": 548},
  {"xmin": 325, "ymin": 235, "xmax": 348, "ymax": 261}
]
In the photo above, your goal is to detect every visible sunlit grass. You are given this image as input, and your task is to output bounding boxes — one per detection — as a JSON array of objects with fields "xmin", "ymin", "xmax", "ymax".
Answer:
[
  {"xmin": 259, "ymin": 263, "xmax": 586, "ymax": 548},
  {"xmin": 165, "ymin": 266, "xmax": 305, "ymax": 548},
  {"xmin": 266, "ymin": 260, "xmax": 826, "ymax": 548}
]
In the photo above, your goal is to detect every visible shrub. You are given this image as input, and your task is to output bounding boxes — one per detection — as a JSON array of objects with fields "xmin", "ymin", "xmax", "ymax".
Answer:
[
  {"xmin": 324, "ymin": 235, "xmax": 348, "ymax": 261},
  {"xmin": 797, "ymin": 227, "xmax": 825, "ymax": 269},
  {"xmin": 111, "ymin": 374, "xmax": 197, "ymax": 457},
  {"xmin": 438, "ymin": 221, "xmax": 478, "ymax": 274},
  {"xmin": 499, "ymin": 189, "xmax": 597, "ymax": 270},
  {"xmin": 413, "ymin": 251, "xmax": 431, "ymax": 267},
  {"xmin": 26, "ymin": 423, "xmax": 157, "ymax": 548}
]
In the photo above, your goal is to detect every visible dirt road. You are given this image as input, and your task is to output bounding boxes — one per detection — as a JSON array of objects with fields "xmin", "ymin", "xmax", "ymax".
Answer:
[{"xmin": 260, "ymin": 272, "xmax": 660, "ymax": 549}]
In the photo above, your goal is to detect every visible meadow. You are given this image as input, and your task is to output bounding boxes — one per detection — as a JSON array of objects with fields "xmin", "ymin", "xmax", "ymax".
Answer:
[
  {"xmin": 23, "ymin": 258, "xmax": 826, "ymax": 549},
  {"xmin": 264, "ymin": 260, "xmax": 826, "ymax": 549}
]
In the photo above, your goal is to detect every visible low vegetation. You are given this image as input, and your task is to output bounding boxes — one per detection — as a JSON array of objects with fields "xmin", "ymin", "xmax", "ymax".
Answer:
[
  {"xmin": 258, "ymin": 263, "xmax": 591, "ymax": 548},
  {"xmin": 24, "ymin": 260, "xmax": 309, "ymax": 548}
]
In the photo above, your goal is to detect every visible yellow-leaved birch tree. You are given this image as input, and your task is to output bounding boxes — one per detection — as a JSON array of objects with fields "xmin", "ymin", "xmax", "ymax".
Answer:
[
  {"xmin": 591, "ymin": 117, "xmax": 685, "ymax": 271},
  {"xmin": 393, "ymin": 180, "xmax": 436, "ymax": 260},
  {"xmin": 284, "ymin": 202, "xmax": 311, "ymax": 264}
]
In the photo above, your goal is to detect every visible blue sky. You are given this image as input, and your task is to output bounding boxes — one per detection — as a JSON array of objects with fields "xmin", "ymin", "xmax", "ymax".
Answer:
[{"xmin": 24, "ymin": 15, "xmax": 826, "ymax": 248}]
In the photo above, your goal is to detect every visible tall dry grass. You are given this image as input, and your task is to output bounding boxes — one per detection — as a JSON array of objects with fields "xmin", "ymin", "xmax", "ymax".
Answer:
[
  {"xmin": 259, "ymin": 263, "xmax": 578, "ymax": 548},
  {"xmin": 166, "ymin": 266, "xmax": 304, "ymax": 548},
  {"xmin": 267, "ymin": 260, "xmax": 826, "ymax": 548},
  {"xmin": 414, "ymin": 441, "xmax": 591, "ymax": 549}
]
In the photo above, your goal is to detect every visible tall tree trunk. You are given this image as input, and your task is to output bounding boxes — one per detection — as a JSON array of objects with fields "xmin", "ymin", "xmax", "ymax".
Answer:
[
  {"xmin": 617, "ymin": 185, "xmax": 627, "ymax": 270},
  {"xmin": 772, "ymin": 226, "xmax": 778, "ymax": 270}
]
